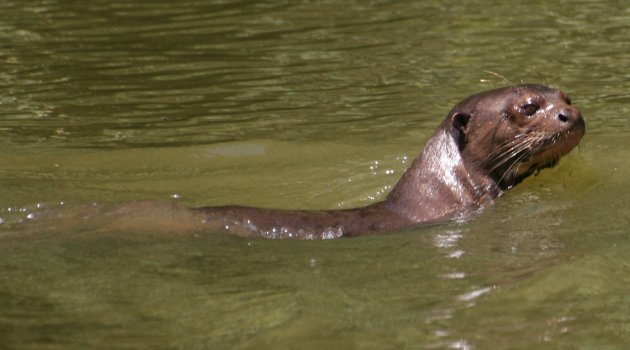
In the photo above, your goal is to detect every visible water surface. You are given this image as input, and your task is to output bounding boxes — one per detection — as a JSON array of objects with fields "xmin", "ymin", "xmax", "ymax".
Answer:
[{"xmin": 1, "ymin": 0, "xmax": 630, "ymax": 349}]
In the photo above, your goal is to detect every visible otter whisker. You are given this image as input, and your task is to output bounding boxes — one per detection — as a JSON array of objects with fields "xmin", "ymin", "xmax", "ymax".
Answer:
[
  {"xmin": 487, "ymin": 133, "xmax": 555, "ymax": 186},
  {"xmin": 487, "ymin": 112, "xmax": 513, "ymax": 150},
  {"xmin": 493, "ymin": 137, "xmax": 536, "ymax": 159},
  {"xmin": 496, "ymin": 144, "xmax": 539, "ymax": 186},
  {"xmin": 483, "ymin": 138, "xmax": 528, "ymax": 164},
  {"xmin": 485, "ymin": 137, "xmax": 539, "ymax": 172},
  {"xmin": 485, "ymin": 130, "xmax": 542, "ymax": 161},
  {"xmin": 501, "ymin": 134, "xmax": 556, "ymax": 180}
]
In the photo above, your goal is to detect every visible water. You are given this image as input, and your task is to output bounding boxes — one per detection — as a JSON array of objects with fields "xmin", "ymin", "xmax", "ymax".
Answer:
[{"xmin": 1, "ymin": 0, "xmax": 630, "ymax": 348}]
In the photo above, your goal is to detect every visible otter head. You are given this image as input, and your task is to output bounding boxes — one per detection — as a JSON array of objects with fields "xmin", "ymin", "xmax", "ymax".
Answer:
[{"xmin": 446, "ymin": 84, "xmax": 585, "ymax": 190}]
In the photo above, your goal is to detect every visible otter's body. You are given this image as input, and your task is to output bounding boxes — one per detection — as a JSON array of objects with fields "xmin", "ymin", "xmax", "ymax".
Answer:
[{"xmin": 194, "ymin": 84, "xmax": 585, "ymax": 239}]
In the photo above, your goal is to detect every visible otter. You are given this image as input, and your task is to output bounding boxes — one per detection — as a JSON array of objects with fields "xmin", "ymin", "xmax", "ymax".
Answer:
[{"xmin": 193, "ymin": 84, "xmax": 585, "ymax": 239}]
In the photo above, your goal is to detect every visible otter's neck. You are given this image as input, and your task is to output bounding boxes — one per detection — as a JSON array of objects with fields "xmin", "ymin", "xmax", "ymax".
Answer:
[{"xmin": 384, "ymin": 128, "xmax": 500, "ymax": 223}]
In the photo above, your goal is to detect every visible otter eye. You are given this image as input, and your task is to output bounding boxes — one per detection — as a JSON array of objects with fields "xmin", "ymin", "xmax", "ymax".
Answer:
[{"xmin": 522, "ymin": 103, "xmax": 539, "ymax": 116}]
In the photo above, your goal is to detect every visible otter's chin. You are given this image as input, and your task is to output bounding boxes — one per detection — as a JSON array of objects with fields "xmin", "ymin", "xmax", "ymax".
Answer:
[
  {"xmin": 523, "ymin": 128, "xmax": 583, "ymax": 173},
  {"xmin": 512, "ymin": 144, "xmax": 578, "ymax": 186}
]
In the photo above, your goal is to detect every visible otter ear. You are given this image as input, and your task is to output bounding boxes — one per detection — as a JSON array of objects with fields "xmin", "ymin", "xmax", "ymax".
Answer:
[{"xmin": 450, "ymin": 112, "xmax": 471, "ymax": 151}]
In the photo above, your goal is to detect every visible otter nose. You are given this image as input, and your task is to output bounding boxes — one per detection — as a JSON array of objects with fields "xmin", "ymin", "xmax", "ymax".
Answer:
[
  {"xmin": 555, "ymin": 106, "xmax": 585, "ymax": 136},
  {"xmin": 556, "ymin": 107, "xmax": 582, "ymax": 125},
  {"xmin": 557, "ymin": 113, "xmax": 569, "ymax": 123}
]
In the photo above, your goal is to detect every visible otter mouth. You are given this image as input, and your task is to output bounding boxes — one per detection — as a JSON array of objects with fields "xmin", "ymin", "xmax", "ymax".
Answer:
[
  {"xmin": 488, "ymin": 126, "xmax": 583, "ymax": 189},
  {"xmin": 525, "ymin": 125, "xmax": 584, "ymax": 167}
]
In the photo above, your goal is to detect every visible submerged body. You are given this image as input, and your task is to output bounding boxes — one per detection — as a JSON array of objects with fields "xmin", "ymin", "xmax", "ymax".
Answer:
[{"xmin": 195, "ymin": 84, "xmax": 585, "ymax": 239}]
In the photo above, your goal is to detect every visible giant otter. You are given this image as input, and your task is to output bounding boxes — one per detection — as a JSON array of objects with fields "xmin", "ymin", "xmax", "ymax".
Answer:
[{"xmin": 194, "ymin": 84, "xmax": 585, "ymax": 239}]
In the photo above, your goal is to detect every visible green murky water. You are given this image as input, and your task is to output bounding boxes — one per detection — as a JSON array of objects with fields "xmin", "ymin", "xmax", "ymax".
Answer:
[{"xmin": 1, "ymin": 0, "xmax": 630, "ymax": 348}]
